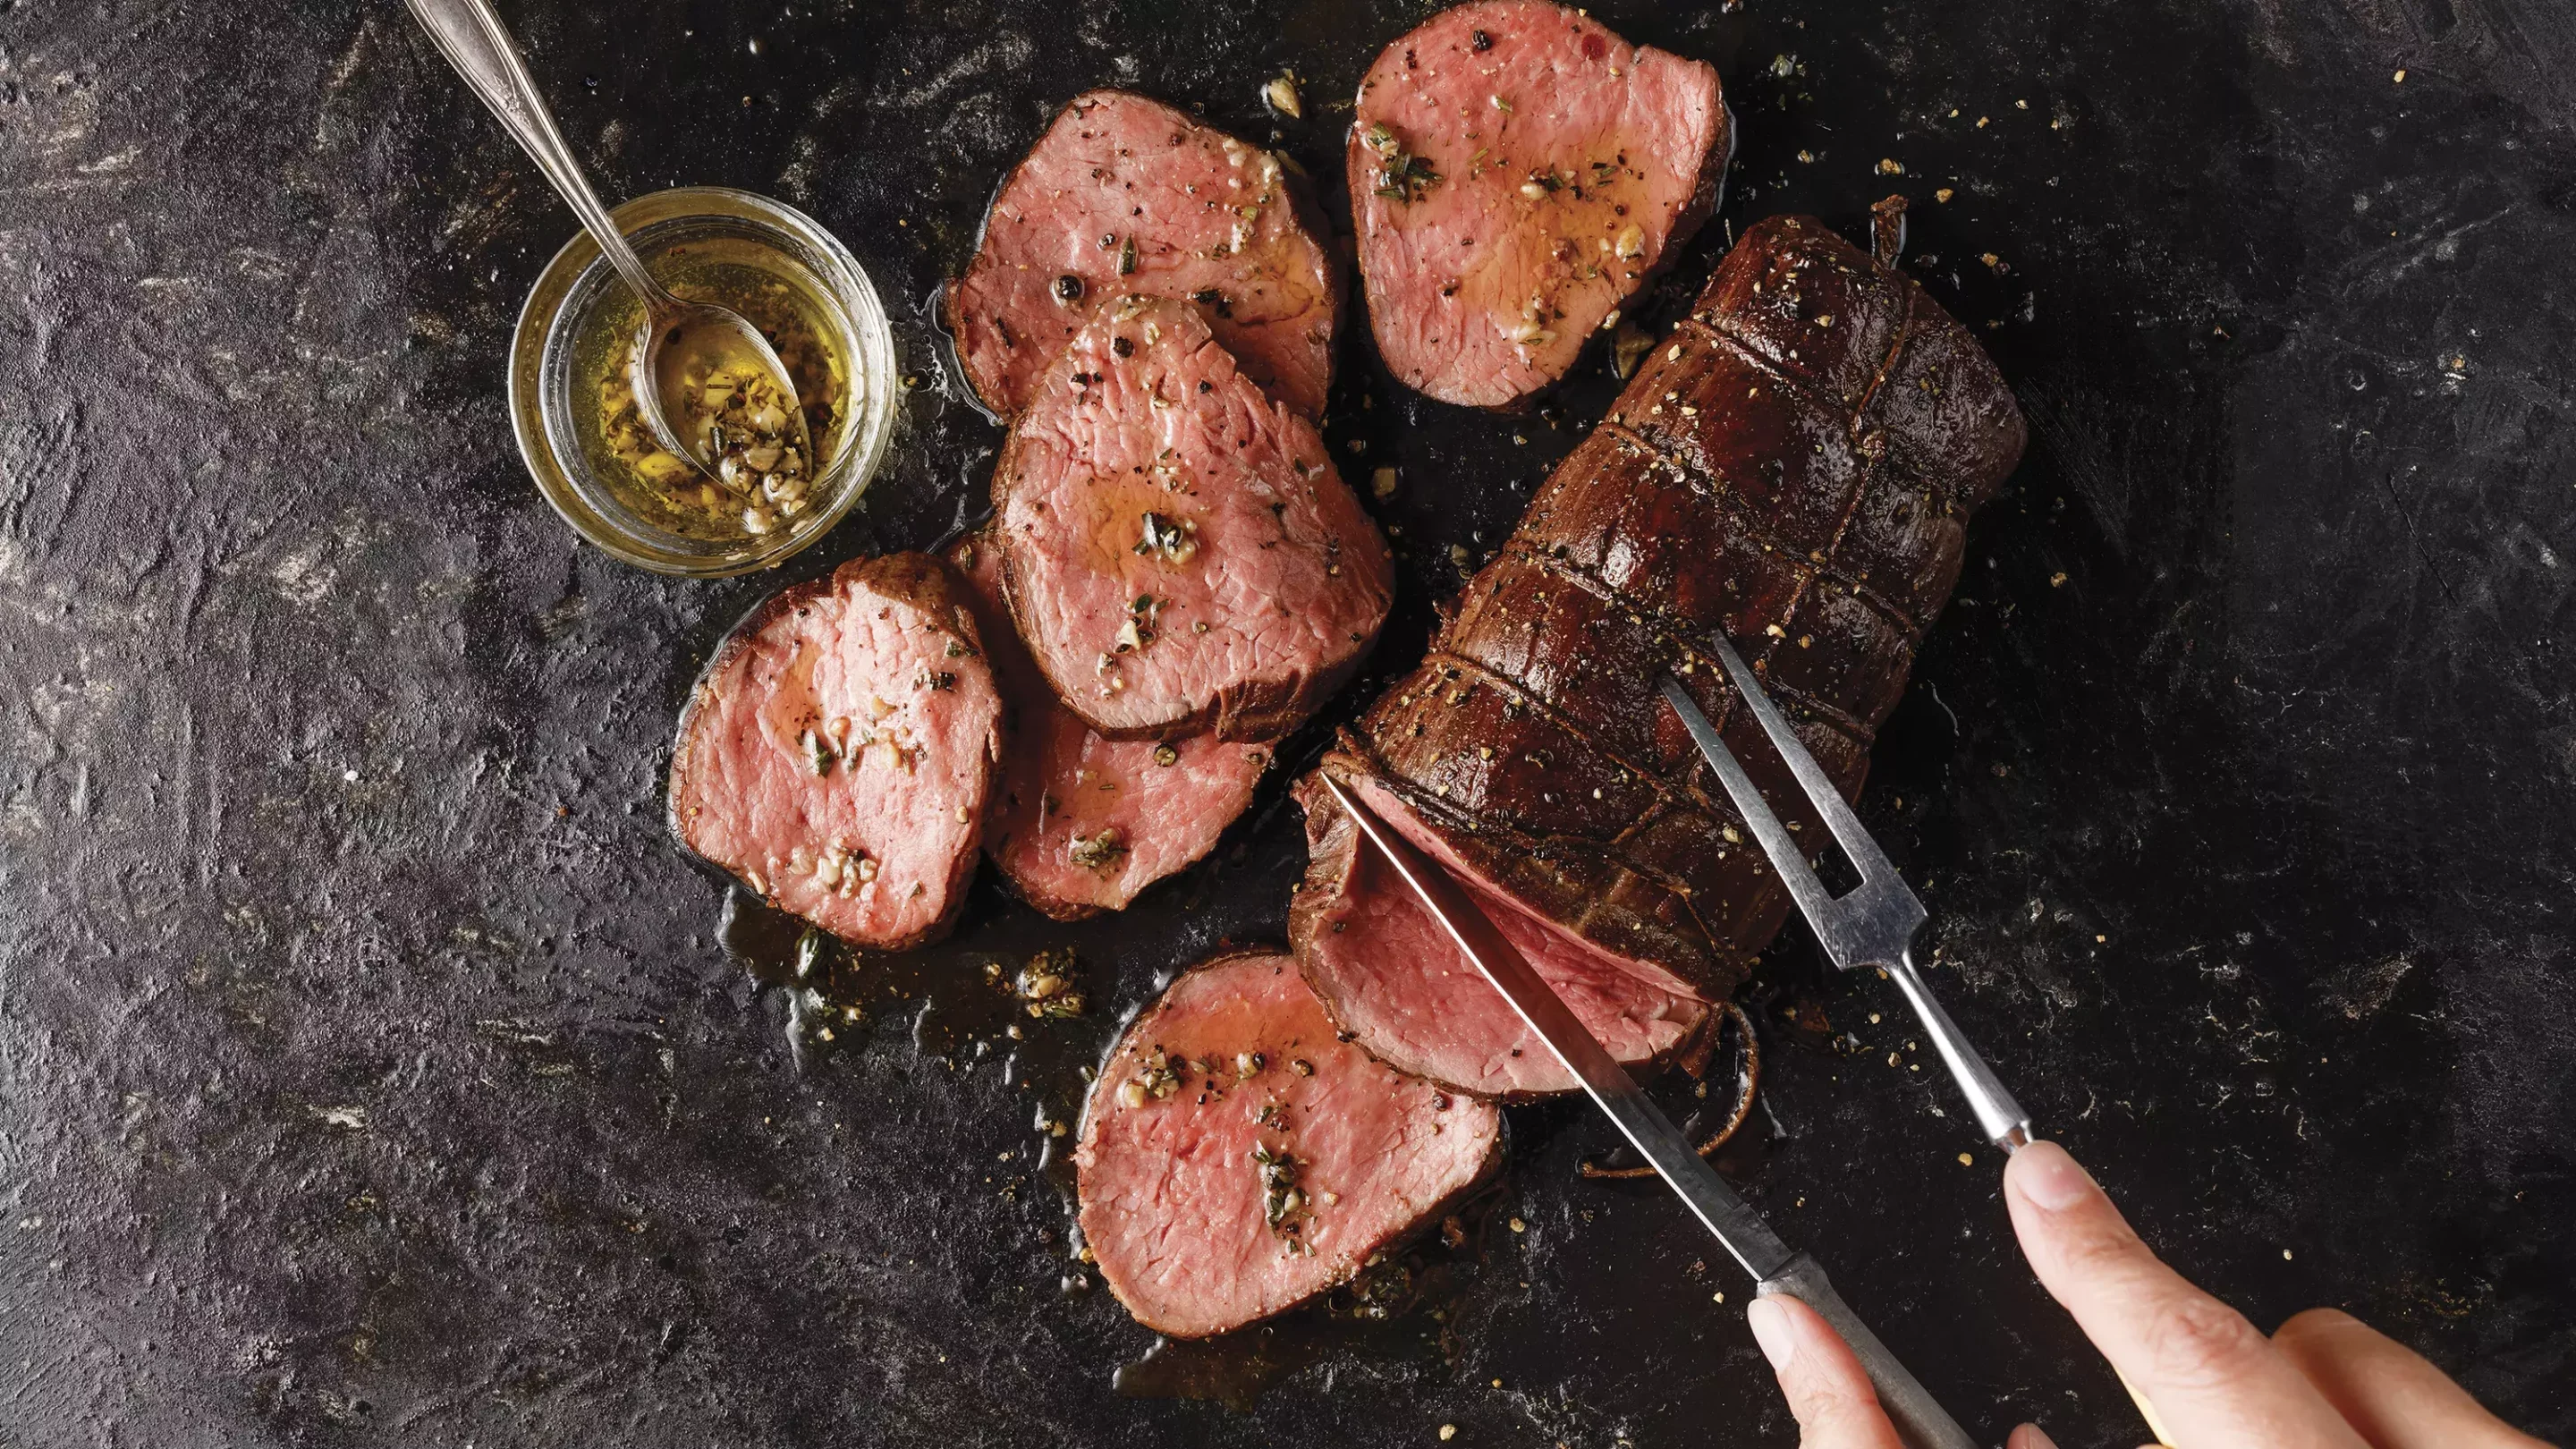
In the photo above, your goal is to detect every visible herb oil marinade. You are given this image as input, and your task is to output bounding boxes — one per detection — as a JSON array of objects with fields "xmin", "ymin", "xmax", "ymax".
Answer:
[{"xmin": 569, "ymin": 238, "xmax": 852, "ymax": 541}]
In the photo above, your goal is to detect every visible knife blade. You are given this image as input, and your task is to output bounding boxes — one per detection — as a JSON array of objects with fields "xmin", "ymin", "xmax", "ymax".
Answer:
[{"xmin": 1315, "ymin": 772, "xmax": 1980, "ymax": 1449}]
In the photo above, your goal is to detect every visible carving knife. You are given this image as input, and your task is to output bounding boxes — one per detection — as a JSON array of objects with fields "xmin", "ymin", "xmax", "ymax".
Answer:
[{"xmin": 1316, "ymin": 772, "xmax": 1979, "ymax": 1449}]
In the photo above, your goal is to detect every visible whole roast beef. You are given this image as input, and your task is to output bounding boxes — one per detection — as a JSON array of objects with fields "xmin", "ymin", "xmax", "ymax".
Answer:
[
  {"xmin": 1293, "ymin": 213, "xmax": 2026, "ymax": 1089},
  {"xmin": 947, "ymin": 89, "xmax": 1339, "ymax": 420},
  {"xmin": 993, "ymin": 295, "xmax": 1394, "ymax": 741},
  {"xmin": 1350, "ymin": 0, "xmax": 1727, "ymax": 409},
  {"xmin": 668, "ymin": 554, "xmax": 1004, "ymax": 951},
  {"xmin": 1075, "ymin": 950, "xmax": 1501, "ymax": 1338},
  {"xmin": 945, "ymin": 532, "xmax": 1271, "ymax": 919}
]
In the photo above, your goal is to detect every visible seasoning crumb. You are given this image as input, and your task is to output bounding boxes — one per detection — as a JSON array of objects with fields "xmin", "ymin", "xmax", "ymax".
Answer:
[
  {"xmin": 1508, "ymin": 1216, "xmax": 1527, "ymax": 1233},
  {"xmin": 2284, "ymin": 1249, "xmax": 2295, "ymax": 1259},
  {"xmin": 1935, "ymin": 186, "xmax": 1955, "ymax": 203},
  {"xmin": 2393, "ymin": 68, "xmax": 2407, "ymax": 83},
  {"xmin": 1372, "ymin": 465, "xmax": 1399, "ymax": 500},
  {"xmin": 1958, "ymin": 1152, "xmax": 1974, "ymax": 1166},
  {"xmin": 2050, "ymin": 571, "xmax": 2068, "ymax": 587},
  {"xmin": 1439, "ymin": 1428, "xmax": 1457, "ymax": 1443},
  {"xmin": 1876, "ymin": 157, "xmax": 1904, "ymax": 175},
  {"xmin": 1012, "ymin": 949, "xmax": 1088, "ymax": 1019},
  {"xmin": 1264, "ymin": 73, "xmax": 1303, "ymax": 119}
]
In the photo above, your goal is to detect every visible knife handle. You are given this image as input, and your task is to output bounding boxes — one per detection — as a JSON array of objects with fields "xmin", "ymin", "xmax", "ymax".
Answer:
[{"xmin": 1758, "ymin": 1253, "xmax": 1981, "ymax": 1449}]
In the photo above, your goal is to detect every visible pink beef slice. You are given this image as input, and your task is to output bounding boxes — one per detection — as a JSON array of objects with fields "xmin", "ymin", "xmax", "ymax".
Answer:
[
  {"xmin": 1349, "ymin": 0, "xmax": 1727, "ymax": 408},
  {"xmin": 945, "ymin": 532, "xmax": 1271, "ymax": 919},
  {"xmin": 667, "ymin": 554, "xmax": 1004, "ymax": 951},
  {"xmin": 1289, "ymin": 769, "xmax": 1708, "ymax": 1097},
  {"xmin": 993, "ymin": 295, "xmax": 1394, "ymax": 741},
  {"xmin": 946, "ymin": 89, "xmax": 1340, "ymax": 420},
  {"xmin": 1075, "ymin": 950, "xmax": 1502, "ymax": 1338}
]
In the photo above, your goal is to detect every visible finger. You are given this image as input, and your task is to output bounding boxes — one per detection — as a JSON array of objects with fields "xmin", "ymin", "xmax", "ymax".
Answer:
[
  {"xmin": 2005, "ymin": 1425, "xmax": 2061, "ymax": 1449},
  {"xmin": 1747, "ymin": 1293, "xmax": 1904, "ymax": 1449},
  {"xmin": 2004, "ymin": 1140, "xmax": 2368, "ymax": 1449},
  {"xmin": 2273, "ymin": 1308, "xmax": 2552, "ymax": 1449}
]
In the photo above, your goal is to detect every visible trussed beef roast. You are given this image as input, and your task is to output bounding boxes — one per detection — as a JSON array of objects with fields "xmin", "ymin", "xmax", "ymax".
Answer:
[
  {"xmin": 1292, "ymin": 776, "xmax": 1707, "ymax": 1097},
  {"xmin": 947, "ymin": 89, "xmax": 1339, "ymax": 420},
  {"xmin": 668, "ymin": 554, "xmax": 1004, "ymax": 951},
  {"xmin": 1350, "ymin": 0, "xmax": 1726, "ymax": 409},
  {"xmin": 945, "ymin": 532, "xmax": 1271, "ymax": 919},
  {"xmin": 1297, "ymin": 214, "xmax": 2025, "ymax": 1084},
  {"xmin": 1075, "ymin": 951, "xmax": 1501, "ymax": 1338},
  {"xmin": 994, "ymin": 295, "xmax": 1394, "ymax": 741}
]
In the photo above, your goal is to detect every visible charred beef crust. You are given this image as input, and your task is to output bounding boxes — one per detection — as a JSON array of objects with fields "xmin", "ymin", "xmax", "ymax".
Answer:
[
  {"xmin": 1336, "ymin": 216, "xmax": 2026, "ymax": 997},
  {"xmin": 666, "ymin": 553, "xmax": 1002, "ymax": 953}
]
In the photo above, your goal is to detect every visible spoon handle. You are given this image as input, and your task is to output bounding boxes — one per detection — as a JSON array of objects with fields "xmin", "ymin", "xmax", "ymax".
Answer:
[{"xmin": 402, "ymin": 0, "xmax": 672, "ymax": 309}]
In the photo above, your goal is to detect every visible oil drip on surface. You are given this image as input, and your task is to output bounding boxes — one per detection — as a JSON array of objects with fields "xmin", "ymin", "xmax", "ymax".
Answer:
[
  {"xmin": 719, "ymin": 886, "xmax": 1108, "ymax": 1073},
  {"xmin": 718, "ymin": 877, "xmax": 1525, "ymax": 1411},
  {"xmin": 716, "ymin": 883, "xmax": 1132, "ymax": 1228},
  {"xmin": 1113, "ymin": 1182, "xmax": 1511, "ymax": 1411}
]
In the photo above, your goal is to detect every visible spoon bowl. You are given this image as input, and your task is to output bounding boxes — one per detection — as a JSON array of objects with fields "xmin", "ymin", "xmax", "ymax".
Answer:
[{"xmin": 631, "ymin": 299, "xmax": 819, "ymax": 530}]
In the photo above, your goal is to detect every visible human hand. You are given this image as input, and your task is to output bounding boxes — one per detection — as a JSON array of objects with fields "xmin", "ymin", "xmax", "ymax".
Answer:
[{"xmin": 1742, "ymin": 1139, "xmax": 2549, "ymax": 1448}]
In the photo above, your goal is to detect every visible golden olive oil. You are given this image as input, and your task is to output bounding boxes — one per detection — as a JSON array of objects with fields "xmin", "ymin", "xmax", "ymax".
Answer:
[{"xmin": 566, "ymin": 238, "xmax": 851, "ymax": 542}]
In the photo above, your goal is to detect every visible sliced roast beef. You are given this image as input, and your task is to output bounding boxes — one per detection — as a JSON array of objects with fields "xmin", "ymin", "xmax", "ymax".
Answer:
[
  {"xmin": 1350, "ymin": 0, "xmax": 1726, "ymax": 409},
  {"xmin": 946, "ymin": 89, "xmax": 1339, "ymax": 420},
  {"xmin": 1075, "ymin": 950, "xmax": 1501, "ymax": 1338},
  {"xmin": 1299, "ymin": 213, "xmax": 2025, "ymax": 1079},
  {"xmin": 945, "ymin": 533, "xmax": 1271, "ymax": 919},
  {"xmin": 668, "ymin": 554, "xmax": 1004, "ymax": 951},
  {"xmin": 993, "ymin": 295, "xmax": 1394, "ymax": 741},
  {"xmin": 1291, "ymin": 776, "xmax": 1707, "ymax": 1097}
]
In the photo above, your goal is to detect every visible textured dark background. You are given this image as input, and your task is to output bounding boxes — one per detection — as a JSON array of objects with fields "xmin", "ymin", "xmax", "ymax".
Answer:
[{"xmin": 4, "ymin": 0, "xmax": 2572, "ymax": 1444}]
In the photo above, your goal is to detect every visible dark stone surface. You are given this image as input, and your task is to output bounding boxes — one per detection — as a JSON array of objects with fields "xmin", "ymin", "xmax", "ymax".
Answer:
[{"xmin": 3, "ymin": 0, "xmax": 2571, "ymax": 1444}]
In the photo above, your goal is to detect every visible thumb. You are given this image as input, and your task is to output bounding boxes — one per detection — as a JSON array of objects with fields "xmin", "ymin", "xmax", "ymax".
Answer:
[{"xmin": 1748, "ymin": 1292, "xmax": 1905, "ymax": 1449}]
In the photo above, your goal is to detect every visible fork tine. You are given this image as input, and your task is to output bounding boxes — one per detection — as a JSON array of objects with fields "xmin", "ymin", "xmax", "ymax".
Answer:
[
  {"xmin": 1701, "ymin": 631, "xmax": 1902, "ymax": 886},
  {"xmin": 1657, "ymin": 676, "xmax": 1841, "ymax": 930}
]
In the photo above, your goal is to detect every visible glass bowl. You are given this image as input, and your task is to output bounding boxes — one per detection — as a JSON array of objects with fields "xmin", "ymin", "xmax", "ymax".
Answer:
[{"xmin": 508, "ymin": 187, "xmax": 898, "ymax": 577}]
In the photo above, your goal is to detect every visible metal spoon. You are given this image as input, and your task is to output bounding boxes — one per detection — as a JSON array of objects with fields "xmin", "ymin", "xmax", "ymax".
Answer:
[{"xmin": 403, "ymin": 0, "xmax": 809, "ymax": 489}]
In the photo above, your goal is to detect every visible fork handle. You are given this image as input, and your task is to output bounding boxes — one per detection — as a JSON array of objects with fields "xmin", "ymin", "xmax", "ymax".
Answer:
[
  {"xmin": 1888, "ymin": 950, "xmax": 2032, "ymax": 1148},
  {"xmin": 1758, "ymin": 1254, "xmax": 1981, "ymax": 1449}
]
